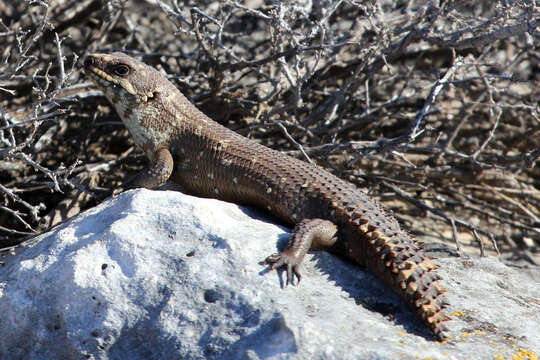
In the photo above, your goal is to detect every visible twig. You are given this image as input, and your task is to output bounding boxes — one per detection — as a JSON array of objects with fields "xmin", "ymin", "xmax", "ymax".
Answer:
[
  {"xmin": 274, "ymin": 122, "xmax": 313, "ymax": 164},
  {"xmin": 473, "ymin": 229, "xmax": 485, "ymax": 257},
  {"xmin": 450, "ymin": 217, "xmax": 466, "ymax": 256},
  {"xmin": 427, "ymin": 17, "xmax": 540, "ymax": 50},
  {"xmin": 409, "ymin": 57, "xmax": 464, "ymax": 141},
  {"xmin": 0, "ymin": 184, "xmax": 44, "ymax": 223},
  {"xmin": 54, "ymin": 32, "xmax": 66, "ymax": 90},
  {"xmin": 381, "ymin": 180, "xmax": 497, "ymax": 243}
]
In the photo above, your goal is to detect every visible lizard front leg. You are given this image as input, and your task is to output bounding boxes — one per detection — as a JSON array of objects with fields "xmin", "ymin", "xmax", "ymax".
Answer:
[
  {"xmin": 265, "ymin": 218, "xmax": 338, "ymax": 286},
  {"xmin": 115, "ymin": 146, "xmax": 174, "ymax": 194}
]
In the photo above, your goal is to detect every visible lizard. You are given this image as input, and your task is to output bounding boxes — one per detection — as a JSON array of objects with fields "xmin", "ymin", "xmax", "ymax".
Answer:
[{"xmin": 83, "ymin": 52, "xmax": 449, "ymax": 340}]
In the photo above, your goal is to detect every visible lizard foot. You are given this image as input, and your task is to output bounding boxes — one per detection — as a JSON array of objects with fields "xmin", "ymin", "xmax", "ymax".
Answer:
[{"xmin": 265, "ymin": 252, "xmax": 302, "ymax": 286}]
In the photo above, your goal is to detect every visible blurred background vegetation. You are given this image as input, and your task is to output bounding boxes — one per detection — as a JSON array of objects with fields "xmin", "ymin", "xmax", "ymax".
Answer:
[{"xmin": 0, "ymin": 0, "xmax": 538, "ymax": 265}]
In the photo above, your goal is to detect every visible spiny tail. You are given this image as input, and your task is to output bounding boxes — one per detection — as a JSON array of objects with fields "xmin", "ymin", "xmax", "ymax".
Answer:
[{"xmin": 357, "ymin": 219, "xmax": 449, "ymax": 340}]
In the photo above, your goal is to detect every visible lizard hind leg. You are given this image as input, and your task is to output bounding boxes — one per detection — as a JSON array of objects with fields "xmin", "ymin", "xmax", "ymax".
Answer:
[{"xmin": 265, "ymin": 218, "xmax": 338, "ymax": 286}]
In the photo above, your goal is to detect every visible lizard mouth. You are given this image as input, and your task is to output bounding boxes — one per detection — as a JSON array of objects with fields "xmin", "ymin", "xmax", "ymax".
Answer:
[
  {"xmin": 84, "ymin": 66, "xmax": 111, "ymax": 89},
  {"xmin": 83, "ymin": 55, "xmax": 138, "ymax": 96},
  {"xmin": 86, "ymin": 65, "xmax": 113, "ymax": 83},
  {"xmin": 83, "ymin": 56, "xmax": 113, "ymax": 88}
]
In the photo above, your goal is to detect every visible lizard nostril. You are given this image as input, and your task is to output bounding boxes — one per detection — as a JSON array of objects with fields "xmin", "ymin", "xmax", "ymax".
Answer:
[{"xmin": 84, "ymin": 56, "xmax": 95, "ymax": 68}]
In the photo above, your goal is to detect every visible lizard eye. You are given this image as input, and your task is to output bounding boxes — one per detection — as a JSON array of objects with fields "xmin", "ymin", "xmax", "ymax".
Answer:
[{"xmin": 113, "ymin": 64, "xmax": 130, "ymax": 76}]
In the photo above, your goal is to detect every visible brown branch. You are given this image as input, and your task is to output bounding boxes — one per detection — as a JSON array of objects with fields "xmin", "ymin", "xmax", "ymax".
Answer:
[{"xmin": 427, "ymin": 17, "xmax": 540, "ymax": 50}]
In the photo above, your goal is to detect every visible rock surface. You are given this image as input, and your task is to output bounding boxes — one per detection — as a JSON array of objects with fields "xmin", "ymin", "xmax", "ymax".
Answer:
[{"xmin": 0, "ymin": 189, "xmax": 538, "ymax": 360}]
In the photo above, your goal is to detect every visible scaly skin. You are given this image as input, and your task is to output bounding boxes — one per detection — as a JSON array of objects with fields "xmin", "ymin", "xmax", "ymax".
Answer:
[{"xmin": 84, "ymin": 52, "xmax": 449, "ymax": 340}]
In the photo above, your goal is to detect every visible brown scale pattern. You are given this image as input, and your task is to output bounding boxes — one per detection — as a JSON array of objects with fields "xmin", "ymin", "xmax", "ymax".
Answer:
[{"xmin": 85, "ymin": 52, "xmax": 450, "ymax": 340}]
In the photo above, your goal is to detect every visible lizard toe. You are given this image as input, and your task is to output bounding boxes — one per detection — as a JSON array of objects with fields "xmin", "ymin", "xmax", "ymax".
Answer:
[{"xmin": 265, "ymin": 252, "xmax": 302, "ymax": 286}]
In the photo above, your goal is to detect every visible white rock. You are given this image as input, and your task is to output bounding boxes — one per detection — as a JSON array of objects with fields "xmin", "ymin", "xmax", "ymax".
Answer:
[{"xmin": 0, "ymin": 189, "xmax": 538, "ymax": 359}]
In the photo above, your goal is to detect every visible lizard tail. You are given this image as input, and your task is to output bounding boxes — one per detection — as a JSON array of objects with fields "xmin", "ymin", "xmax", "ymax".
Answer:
[{"xmin": 360, "ymin": 224, "xmax": 450, "ymax": 340}]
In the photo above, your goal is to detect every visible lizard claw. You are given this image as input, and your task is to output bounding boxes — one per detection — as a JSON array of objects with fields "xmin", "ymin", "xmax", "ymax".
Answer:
[
  {"xmin": 265, "ymin": 252, "xmax": 302, "ymax": 286},
  {"xmin": 111, "ymin": 187, "xmax": 125, "ymax": 197}
]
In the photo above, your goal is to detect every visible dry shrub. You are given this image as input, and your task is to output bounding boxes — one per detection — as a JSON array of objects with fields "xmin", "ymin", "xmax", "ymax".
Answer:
[{"xmin": 0, "ymin": 0, "xmax": 538, "ymax": 263}]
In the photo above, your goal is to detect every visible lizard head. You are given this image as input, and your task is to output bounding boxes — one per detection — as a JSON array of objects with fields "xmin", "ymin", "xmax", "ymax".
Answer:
[
  {"xmin": 83, "ymin": 52, "xmax": 188, "ymax": 156},
  {"xmin": 83, "ymin": 52, "xmax": 161, "ymax": 107}
]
